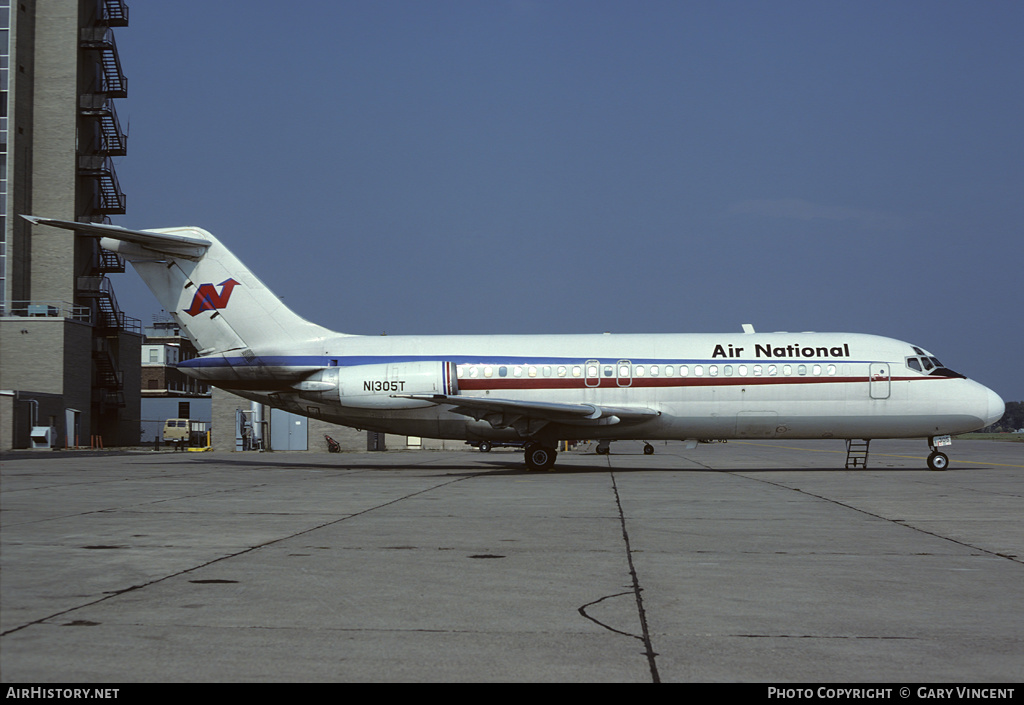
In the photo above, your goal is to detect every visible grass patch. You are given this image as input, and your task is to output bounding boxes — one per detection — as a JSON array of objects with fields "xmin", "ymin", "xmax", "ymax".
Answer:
[{"xmin": 955, "ymin": 433, "xmax": 1024, "ymax": 442}]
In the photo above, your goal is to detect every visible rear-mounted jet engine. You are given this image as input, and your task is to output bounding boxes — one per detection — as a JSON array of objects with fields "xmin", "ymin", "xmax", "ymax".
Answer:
[{"xmin": 293, "ymin": 361, "xmax": 458, "ymax": 409}]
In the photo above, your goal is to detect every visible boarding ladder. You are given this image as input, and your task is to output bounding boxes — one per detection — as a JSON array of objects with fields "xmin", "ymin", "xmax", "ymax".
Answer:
[{"xmin": 845, "ymin": 439, "xmax": 870, "ymax": 469}]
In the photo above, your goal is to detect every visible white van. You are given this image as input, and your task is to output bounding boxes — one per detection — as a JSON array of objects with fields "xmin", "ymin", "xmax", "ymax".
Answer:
[{"xmin": 162, "ymin": 418, "xmax": 190, "ymax": 442}]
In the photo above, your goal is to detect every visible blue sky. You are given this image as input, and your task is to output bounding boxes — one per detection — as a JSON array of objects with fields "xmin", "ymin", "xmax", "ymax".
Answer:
[{"xmin": 111, "ymin": 1, "xmax": 1022, "ymax": 401}]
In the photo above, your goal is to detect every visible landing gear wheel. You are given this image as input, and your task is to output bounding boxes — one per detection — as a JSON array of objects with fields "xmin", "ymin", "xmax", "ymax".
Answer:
[
  {"xmin": 643, "ymin": 443, "xmax": 655, "ymax": 455},
  {"xmin": 596, "ymin": 440, "xmax": 611, "ymax": 455},
  {"xmin": 478, "ymin": 441, "xmax": 492, "ymax": 452},
  {"xmin": 524, "ymin": 445, "xmax": 557, "ymax": 471},
  {"xmin": 927, "ymin": 451, "xmax": 949, "ymax": 471}
]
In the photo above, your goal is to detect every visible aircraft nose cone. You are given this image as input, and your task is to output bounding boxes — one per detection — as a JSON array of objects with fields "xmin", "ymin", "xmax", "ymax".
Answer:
[{"xmin": 985, "ymin": 387, "xmax": 1005, "ymax": 428}]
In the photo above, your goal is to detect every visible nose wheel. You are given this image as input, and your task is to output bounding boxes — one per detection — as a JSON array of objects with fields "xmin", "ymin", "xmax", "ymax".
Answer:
[{"xmin": 927, "ymin": 435, "xmax": 951, "ymax": 471}]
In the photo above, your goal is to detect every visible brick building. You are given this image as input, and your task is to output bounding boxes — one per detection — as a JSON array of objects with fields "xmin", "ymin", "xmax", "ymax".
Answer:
[{"xmin": 1, "ymin": 0, "xmax": 140, "ymax": 450}]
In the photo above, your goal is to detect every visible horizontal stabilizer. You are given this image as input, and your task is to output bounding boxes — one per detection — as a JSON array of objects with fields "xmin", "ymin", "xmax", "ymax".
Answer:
[{"xmin": 21, "ymin": 216, "xmax": 211, "ymax": 257}]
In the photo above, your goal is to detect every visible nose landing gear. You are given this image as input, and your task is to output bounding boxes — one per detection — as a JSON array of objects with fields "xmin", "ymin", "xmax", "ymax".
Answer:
[{"xmin": 927, "ymin": 435, "xmax": 952, "ymax": 471}]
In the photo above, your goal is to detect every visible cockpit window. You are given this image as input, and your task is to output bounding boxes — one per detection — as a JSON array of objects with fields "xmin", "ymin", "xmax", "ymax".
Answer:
[{"xmin": 907, "ymin": 349, "xmax": 966, "ymax": 379}]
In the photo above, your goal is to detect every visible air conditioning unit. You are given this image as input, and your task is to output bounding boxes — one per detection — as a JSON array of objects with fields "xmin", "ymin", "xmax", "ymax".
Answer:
[{"xmin": 30, "ymin": 426, "xmax": 54, "ymax": 449}]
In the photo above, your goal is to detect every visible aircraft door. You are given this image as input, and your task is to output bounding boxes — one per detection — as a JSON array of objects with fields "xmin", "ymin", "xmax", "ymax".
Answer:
[
  {"xmin": 869, "ymin": 363, "xmax": 890, "ymax": 399},
  {"xmin": 585, "ymin": 360, "xmax": 600, "ymax": 388},
  {"xmin": 617, "ymin": 360, "xmax": 632, "ymax": 387}
]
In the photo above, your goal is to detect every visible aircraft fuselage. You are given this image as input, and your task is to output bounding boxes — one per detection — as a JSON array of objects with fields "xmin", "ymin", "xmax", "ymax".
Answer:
[{"xmin": 179, "ymin": 331, "xmax": 1003, "ymax": 446}]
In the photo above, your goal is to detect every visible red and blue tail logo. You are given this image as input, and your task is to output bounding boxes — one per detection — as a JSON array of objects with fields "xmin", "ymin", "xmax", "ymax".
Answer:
[{"xmin": 185, "ymin": 278, "xmax": 240, "ymax": 316}]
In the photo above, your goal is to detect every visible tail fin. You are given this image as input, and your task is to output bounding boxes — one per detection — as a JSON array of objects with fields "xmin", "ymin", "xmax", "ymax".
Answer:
[{"xmin": 23, "ymin": 216, "xmax": 337, "ymax": 354}]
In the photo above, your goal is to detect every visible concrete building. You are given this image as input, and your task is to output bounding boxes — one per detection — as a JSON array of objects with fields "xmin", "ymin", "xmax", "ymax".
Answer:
[
  {"xmin": 139, "ymin": 315, "xmax": 211, "ymax": 444},
  {"xmin": 1, "ymin": 0, "xmax": 140, "ymax": 450},
  {"xmin": 141, "ymin": 316, "xmax": 210, "ymax": 399}
]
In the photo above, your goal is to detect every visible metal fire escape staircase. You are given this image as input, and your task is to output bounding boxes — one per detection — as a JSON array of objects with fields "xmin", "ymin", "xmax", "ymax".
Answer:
[
  {"xmin": 78, "ymin": 92, "xmax": 128, "ymax": 214},
  {"xmin": 69, "ymin": 0, "xmax": 134, "ymax": 421},
  {"xmin": 80, "ymin": 94, "xmax": 127, "ymax": 156},
  {"xmin": 79, "ymin": 26, "xmax": 127, "ymax": 97},
  {"xmin": 77, "ymin": 274, "xmax": 136, "ymax": 411},
  {"xmin": 79, "ymin": 22, "xmax": 128, "ymax": 215},
  {"xmin": 100, "ymin": 0, "xmax": 129, "ymax": 27}
]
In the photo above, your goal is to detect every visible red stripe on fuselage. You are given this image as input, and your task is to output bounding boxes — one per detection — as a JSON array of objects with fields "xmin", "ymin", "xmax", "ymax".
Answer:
[{"xmin": 456, "ymin": 375, "xmax": 946, "ymax": 391}]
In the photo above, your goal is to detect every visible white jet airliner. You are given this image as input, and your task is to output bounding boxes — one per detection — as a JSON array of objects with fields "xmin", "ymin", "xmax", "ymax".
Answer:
[{"xmin": 25, "ymin": 216, "xmax": 1005, "ymax": 471}]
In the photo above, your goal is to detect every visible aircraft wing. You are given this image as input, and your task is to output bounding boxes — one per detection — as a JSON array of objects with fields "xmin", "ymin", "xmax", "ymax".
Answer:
[{"xmin": 396, "ymin": 394, "xmax": 659, "ymax": 435}]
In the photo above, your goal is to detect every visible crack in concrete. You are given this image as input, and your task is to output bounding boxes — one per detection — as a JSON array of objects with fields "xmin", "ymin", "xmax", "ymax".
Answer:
[{"xmin": 610, "ymin": 471, "xmax": 661, "ymax": 683}]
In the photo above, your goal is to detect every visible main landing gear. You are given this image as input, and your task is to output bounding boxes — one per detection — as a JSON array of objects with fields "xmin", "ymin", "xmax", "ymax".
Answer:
[
  {"xmin": 524, "ymin": 442, "xmax": 557, "ymax": 472},
  {"xmin": 524, "ymin": 440, "xmax": 656, "ymax": 470}
]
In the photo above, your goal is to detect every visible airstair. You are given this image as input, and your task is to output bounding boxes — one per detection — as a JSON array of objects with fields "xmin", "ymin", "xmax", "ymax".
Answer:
[{"xmin": 845, "ymin": 439, "xmax": 870, "ymax": 469}]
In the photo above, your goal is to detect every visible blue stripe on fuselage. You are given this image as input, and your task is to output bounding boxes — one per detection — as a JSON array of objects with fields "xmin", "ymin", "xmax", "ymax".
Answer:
[{"xmin": 178, "ymin": 354, "xmax": 873, "ymax": 369}]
